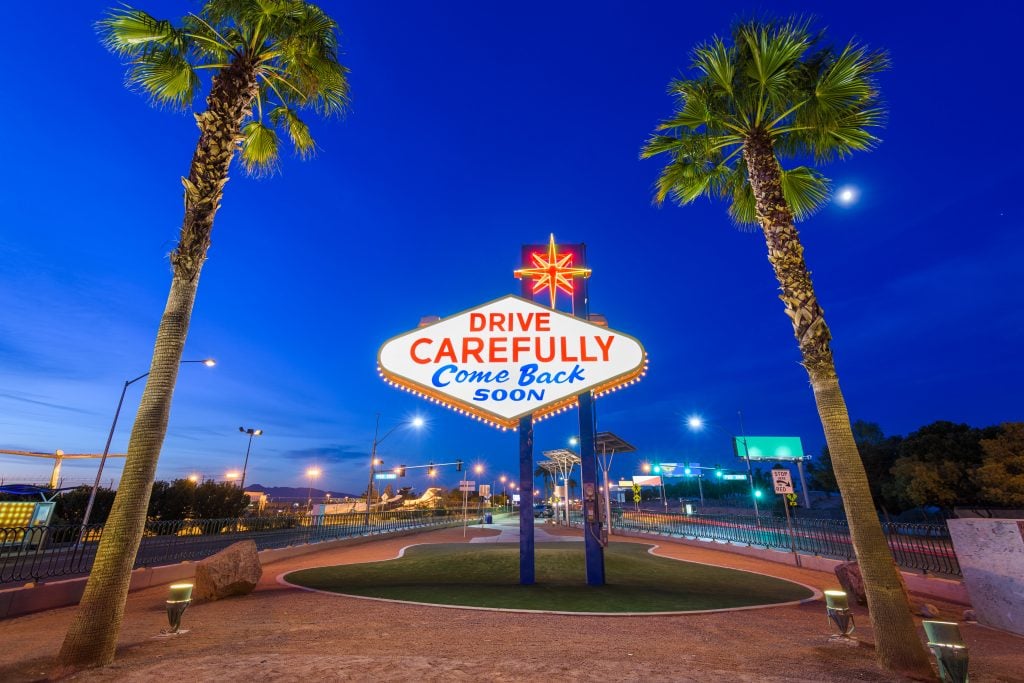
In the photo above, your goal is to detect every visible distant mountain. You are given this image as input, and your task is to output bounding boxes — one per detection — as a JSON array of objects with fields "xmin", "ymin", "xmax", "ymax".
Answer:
[{"xmin": 244, "ymin": 484, "xmax": 360, "ymax": 501}]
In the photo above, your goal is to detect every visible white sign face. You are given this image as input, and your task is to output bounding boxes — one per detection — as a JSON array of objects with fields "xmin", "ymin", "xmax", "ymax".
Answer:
[
  {"xmin": 772, "ymin": 468, "xmax": 793, "ymax": 494},
  {"xmin": 479, "ymin": 484, "xmax": 491, "ymax": 498},
  {"xmin": 512, "ymin": 494, "xmax": 521, "ymax": 502},
  {"xmin": 378, "ymin": 295, "xmax": 646, "ymax": 429},
  {"xmin": 459, "ymin": 481, "xmax": 476, "ymax": 492}
]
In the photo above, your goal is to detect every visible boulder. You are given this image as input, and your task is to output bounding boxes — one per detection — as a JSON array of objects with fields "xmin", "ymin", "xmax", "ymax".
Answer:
[
  {"xmin": 193, "ymin": 540, "xmax": 262, "ymax": 603},
  {"xmin": 919, "ymin": 603, "xmax": 940, "ymax": 618},
  {"xmin": 834, "ymin": 561, "xmax": 867, "ymax": 606}
]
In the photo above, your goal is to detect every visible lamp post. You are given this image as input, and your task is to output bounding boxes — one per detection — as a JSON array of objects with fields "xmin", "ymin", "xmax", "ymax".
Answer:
[
  {"xmin": 81, "ymin": 358, "xmax": 215, "ymax": 529},
  {"xmin": 687, "ymin": 413, "xmax": 761, "ymax": 522},
  {"xmin": 499, "ymin": 475, "xmax": 507, "ymax": 509},
  {"xmin": 365, "ymin": 415, "xmax": 424, "ymax": 526},
  {"xmin": 306, "ymin": 467, "xmax": 321, "ymax": 511},
  {"xmin": 237, "ymin": 427, "xmax": 263, "ymax": 491}
]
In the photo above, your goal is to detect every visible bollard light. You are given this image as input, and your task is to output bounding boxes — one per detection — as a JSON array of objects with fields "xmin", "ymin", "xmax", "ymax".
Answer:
[
  {"xmin": 164, "ymin": 583, "xmax": 194, "ymax": 635},
  {"xmin": 824, "ymin": 590, "xmax": 855, "ymax": 640},
  {"xmin": 923, "ymin": 620, "xmax": 969, "ymax": 683}
]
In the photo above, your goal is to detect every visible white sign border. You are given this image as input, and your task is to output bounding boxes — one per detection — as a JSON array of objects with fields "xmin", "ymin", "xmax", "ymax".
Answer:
[{"xmin": 377, "ymin": 293, "xmax": 648, "ymax": 429}]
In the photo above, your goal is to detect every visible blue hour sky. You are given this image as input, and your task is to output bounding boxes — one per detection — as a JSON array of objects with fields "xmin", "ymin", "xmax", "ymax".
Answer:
[{"xmin": 1, "ymin": 0, "xmax": 1020, "ymax": 495}]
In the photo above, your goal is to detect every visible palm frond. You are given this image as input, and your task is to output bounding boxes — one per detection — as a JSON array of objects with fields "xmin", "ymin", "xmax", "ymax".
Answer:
[
  {"xmin": 269, "ymin": 105, "xmax": 315, "ymax": 157},
  {"xmin": 780, "ymin": 166, "xmax": 831, "ymax": 219},
  {"xmin": 97, "ymin": 7, "xmax": 186, "ymax": 56},
  {"xmin": 239, "ymin": 120, "xmax": 280, "ymax": 174},
  {"xmin": 643, "ymin": 15, "xmax": 887, "ymax": 228},
  {"xmin": 127, "ymin": 48, "xmax": 199, "ymax": 107}
]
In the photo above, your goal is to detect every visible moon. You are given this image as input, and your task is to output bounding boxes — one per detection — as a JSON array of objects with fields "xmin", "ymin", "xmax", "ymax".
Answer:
[{"xmin": 836, "ymin": 185, "xmax": 859, "ymax": 206}]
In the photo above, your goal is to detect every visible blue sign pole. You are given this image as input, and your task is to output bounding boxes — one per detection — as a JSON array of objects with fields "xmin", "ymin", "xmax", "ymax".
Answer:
[
  {"xmin": 518, "ymin": 262, "xmax": 536, "ymax": 586},
  {"xmin": 572, "ymin": 243, "xmax": 605, "ymax": 586},
  {"xmin": 518, "ymin": 414, "xmax": 535, "ymax": 585}
]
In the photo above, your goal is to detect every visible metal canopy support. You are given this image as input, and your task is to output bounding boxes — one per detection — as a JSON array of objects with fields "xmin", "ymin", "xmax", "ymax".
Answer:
[
  {"xmin": 594, "ymin": 432, "xmax": 637, "ymax": 538},
  {"xmin": 0, "ymin": 449, "xmax": 127, "ymax": 491}
]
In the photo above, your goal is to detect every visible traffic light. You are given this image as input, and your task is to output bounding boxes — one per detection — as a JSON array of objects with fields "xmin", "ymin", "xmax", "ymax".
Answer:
[
  {"xmin": 396, "ymin": 465, "xmax": 406, "ymax": 477},
  {"xmin": 754, "ymin": 489, "xmax": 763, "ymax": 498},
  {"xmin": 714, "ymin": 467, "xmax": 723, "ymax": 479},
  {"xmin": 653, "ymin": 464, "xmax": 661, "ymax": 474},
  {"xmin": 456, "ymin": 459, "xmax": 463, "ymax": 472},
  {"xmin": 684, "ymin": 467, "xmax": 692, "ymax": 476}
]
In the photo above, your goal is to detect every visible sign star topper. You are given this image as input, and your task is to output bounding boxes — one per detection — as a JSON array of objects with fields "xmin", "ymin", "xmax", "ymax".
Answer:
[{"xmin": 513, "ymin": 234, "xmax": 591, "ymax": 309}]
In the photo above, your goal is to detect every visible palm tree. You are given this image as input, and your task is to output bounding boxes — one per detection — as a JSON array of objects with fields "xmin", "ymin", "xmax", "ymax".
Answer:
[
  {"xmin": 58, "ymin": 1, "xmax": 348, "ymax": 670},
  {"xmin": 641, "ymin": 18, "xmax": 933, "ymax": 678}
]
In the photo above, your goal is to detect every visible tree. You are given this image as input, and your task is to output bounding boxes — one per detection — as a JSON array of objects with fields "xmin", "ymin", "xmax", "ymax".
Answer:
[
  {"xmin": 148, "ymin": 479, "xmax": 196, "ymax": 520},
  {"xmin": 974, "ymin": 423, "xmax": 1024, "ymax": 507},
  {"xmin": 887, "ymin": 421, "xmax": 995, "ymax": 511},
  {"xmin": 641, "ymin": 19, "xmax": 932, "ymax": 676},
  {"xmin": 57, "ymin": 486, "xmax": 116, "ymax": 525},
  {"xmin": 58, "ymin": 1, "xmax": 349, "ymax": 670},
  {"xmin": 191, "ymin": 480, "xmax": 249, "ymax": 519}
]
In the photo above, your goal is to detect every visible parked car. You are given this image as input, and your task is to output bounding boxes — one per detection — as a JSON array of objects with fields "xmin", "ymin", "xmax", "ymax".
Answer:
[{"xmin": 533, "ymin": 503, "xmax": 554, "ymax": 518}]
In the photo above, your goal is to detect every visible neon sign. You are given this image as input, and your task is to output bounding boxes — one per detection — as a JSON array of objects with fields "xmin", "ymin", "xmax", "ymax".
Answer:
[
  {"xmin": 514, "ymin": 234, "xmax": 591, "ymax": 309},
  {"xmin": 378, "ymin": 295, "xmax": 647, "ymax": 429}
]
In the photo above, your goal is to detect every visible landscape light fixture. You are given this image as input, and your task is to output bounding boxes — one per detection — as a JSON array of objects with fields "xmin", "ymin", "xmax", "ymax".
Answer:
[
  {"xmin": 923, "ymin": 621, "xmax": 969, "ymax": 683},
  {"xmin": 162, "ymin": 583, "xmax": 193, "ymax": 635},
  {"xmin": 824, "ymin": 590, "xmax": 855, "ymax": 640}
]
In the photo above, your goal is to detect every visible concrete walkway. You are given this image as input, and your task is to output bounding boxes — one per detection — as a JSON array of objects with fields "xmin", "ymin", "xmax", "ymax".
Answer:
[{"xmin": 469, "ymin": 516, "xmax": 581, "ymax": 543}]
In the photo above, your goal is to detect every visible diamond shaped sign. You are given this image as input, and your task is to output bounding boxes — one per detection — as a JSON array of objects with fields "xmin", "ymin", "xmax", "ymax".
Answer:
[{"xmin": 378, "ymin": 295, "xmax": 647, "ymax": 429}]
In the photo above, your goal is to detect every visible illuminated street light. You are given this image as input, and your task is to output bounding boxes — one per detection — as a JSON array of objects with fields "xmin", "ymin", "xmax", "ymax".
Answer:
[
  {"xmin": 687, "ymin": 412, "xmax": 761, "ymax": 522},
  {"xmin": 226, "ymin": 471, "xmax": 240, "ymax": 482},
  {"xmin": 82, "ymin": 358, "xmax": 216, "ymax": 528},
  {"xmin": 187, "ymin": 474, "xmax": 199, "ymax": 484},
  {"xmin": 306, "ymin": 467, "xmax": 321, "ymax": 511},
  {"xmin": 237, "ymin": 426, "xmax": 263, "ymax": 490},
  {"xmin": 365, "ymin": 415, "xmax": 424, "ymax": 524},
  {"xmin": 568, "ymin": 436, "xmax": 579, "ymax": 446}
]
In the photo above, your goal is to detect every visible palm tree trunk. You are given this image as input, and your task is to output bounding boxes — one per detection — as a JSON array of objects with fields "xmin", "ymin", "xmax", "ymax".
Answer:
[
  {"xmin": 742, "ymin": 130, "xmax": 934, "ymax": 678},
  {"xmin": 57, "ymin": 59, "xmax": 258, "ymax": 671}
]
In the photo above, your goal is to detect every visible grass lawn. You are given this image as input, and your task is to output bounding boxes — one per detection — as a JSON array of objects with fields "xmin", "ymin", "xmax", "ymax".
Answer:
[{"xmin": 284, "ymin": 542, "xmax": 813, "ymax": 613}]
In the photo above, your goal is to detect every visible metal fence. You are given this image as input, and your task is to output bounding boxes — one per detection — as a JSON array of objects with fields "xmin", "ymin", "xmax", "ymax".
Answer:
[
  {"xmin": 0, "ymin": 508, "xmax": 462, "ymax": 586},
  {"xmin": 592, "ymin": 508, "xmax": 961, "ymax": 576}
]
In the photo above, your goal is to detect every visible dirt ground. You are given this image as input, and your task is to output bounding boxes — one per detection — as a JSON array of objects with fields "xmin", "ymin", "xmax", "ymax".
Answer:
[{"xmin": 0, "ymin": 523, "xmax": 1020, "ymax": 682}]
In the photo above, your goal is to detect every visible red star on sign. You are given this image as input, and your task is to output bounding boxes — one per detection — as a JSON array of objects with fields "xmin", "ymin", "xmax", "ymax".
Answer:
[{"xmin": 514, "ymin": 234, "xmax": 591, "ymax": 309}]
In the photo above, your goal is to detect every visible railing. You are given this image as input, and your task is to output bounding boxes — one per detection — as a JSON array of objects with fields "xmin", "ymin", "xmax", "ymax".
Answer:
[
  {"xmin": 569, "ymin": 508, "xmax": 961, "ymax": 577},
  {"xmin": 0, "ymin": 508, "xmax": 461, "ymax": 586}
]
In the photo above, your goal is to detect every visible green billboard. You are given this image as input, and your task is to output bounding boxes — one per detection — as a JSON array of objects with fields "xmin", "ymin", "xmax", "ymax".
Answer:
[{"xmin": 733, "ymin": 436, "xmax": 804, "ymax": 461}]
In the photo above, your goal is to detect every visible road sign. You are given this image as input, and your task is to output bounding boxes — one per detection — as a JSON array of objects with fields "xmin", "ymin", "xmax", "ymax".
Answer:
[
  {"xmin": 722, "ymin": 474, "xmax": 746, "ymax": 481},
  {"xmin": 459, "ymin": 481, "xmax": 476, "ymax": 492},
  {"xmin": 375, "ymin": 472, "xmax": 397, "ymax": 480},
  {"xmin": 479, "ymin": 484, "xmax": 491, "ymax": 498},
  {"xmin": 772, "ymin": 468, "xmax": 794, "ymax": 494},
  {"xmin": 735, "ymin": 436, "xmax": 805, "ymax": 461},
  {"xmin": 377, "ymin": 294, "xmax": 647, "ymax": 429}
]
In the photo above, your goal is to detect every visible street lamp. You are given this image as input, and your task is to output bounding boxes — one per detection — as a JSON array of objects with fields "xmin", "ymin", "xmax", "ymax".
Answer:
[
  {"xmin": 81, "ymin": 358, "xmax": 216, "ymax": 528},
  {"xmin": 365, "ymin": 414, "xmax": 424, "ymax": 525},
  {"xmin": 687, "ymin": 413, "xmax": 761, "ymax": 521},
  {"xmin": 499, "ymin": 475, "xmax": 507, "ymax": 508},
  {"xmin": 237, "ymin": 426, "xmax": 263, "ymax": 490},
  {"xmin": 226, "ymin": 470, "xmax": 240, "ymax": 483},
  {"xmin": 306, "ymin": 467, "xmax": 321, "ymax": 510}
]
